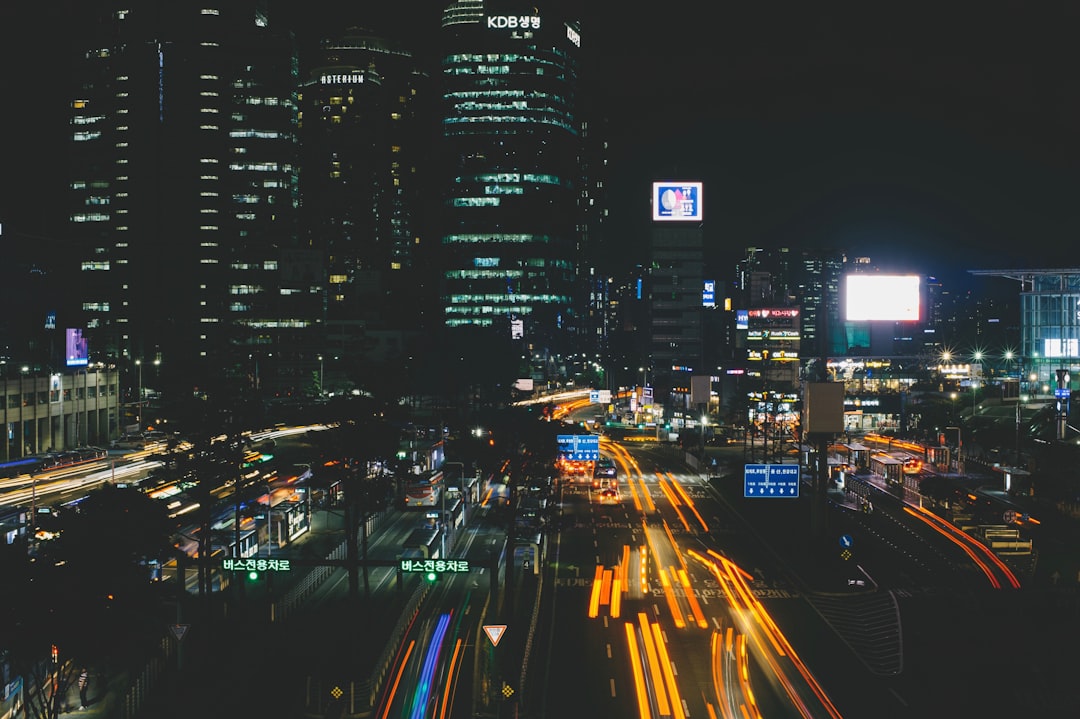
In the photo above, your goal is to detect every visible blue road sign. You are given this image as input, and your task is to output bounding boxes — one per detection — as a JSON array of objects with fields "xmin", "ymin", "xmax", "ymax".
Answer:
[
  {"xmin": 840, "ymin": 534, "xmax": 853, "ymax": 548},
  {"xmin": 557, "ymin": 434, "xmax": 600, "ymax": 462},
  {"xmin": 743, "ymin": 464, "xmax": 800, "ymax": 498}
]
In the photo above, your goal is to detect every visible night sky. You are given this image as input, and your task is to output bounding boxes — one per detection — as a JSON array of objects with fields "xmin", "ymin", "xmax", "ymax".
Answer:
[{"xmin": 2, "ymin": 2, "xmax": 1076, "ymax": 293}]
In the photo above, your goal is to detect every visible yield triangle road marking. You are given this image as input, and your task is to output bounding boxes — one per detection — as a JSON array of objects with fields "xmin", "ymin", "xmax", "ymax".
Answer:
[{"xmin": 483, "ymin": 624, "xmax": 507, "ymax": 647}]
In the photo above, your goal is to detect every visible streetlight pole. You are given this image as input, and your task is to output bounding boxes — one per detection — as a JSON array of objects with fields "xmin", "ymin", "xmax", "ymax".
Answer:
[
  {"xmin": 1015, "ymin": 395, "xmax": 1026, "ymax": 467},
  {"xmin": 265, "ymin": 484, "xmax": 273, "ymax": 557},
  {"xmin": 135, "ymin": 359, "xmax": 143, "ymax": 429}
]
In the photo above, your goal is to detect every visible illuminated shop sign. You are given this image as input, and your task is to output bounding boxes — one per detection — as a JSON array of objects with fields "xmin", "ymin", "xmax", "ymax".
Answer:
[
  {"xmin": 747, "ymin": 308, "xmax": 799, "ymax": 318},
  {"xmin": 736, "ymin": 309, "xmax": 749, "ymax": 330},
  {"xmin": 746, "ymin": 330, "xmax": 800, "ymax": 340},
  {"xmin": 844, "ymin": 398, "xmax": 881, "ymax": 407},
  {"xmin": 747, "ymin": 350, "xmax": 799, "ymax": 361},
  {"xmin": 320, "ymin": 73, "xmax": 364, "ymax": 85},
  {"xmin": 703, "ymin": 280, "xmax": 716, "ymax": 307},
  {"xmin": 487, "ymin": 15, "xmax": 541, "ymax": 29}
]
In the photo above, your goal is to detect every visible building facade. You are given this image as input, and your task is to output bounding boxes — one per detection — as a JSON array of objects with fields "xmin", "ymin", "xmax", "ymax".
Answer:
[
  {"xmin": 298, "ymin": 25, "xmax": 434, "ymax": 391},
  {"xmin": 66, "ymin": 4, "xmax": 308, "ymax": 398},
  {"xmin": 1, "ymin": 367, "xmax": 120, "ymax": 461},
  {"xmin": 437, "ymin": 2, "xmax": 583, "ymax": 363}
]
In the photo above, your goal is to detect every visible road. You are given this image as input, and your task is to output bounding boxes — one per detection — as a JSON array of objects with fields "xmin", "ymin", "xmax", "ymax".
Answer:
[{"xmin": 526, "ymin": 437, "xmax": 855, "ymax": 719}]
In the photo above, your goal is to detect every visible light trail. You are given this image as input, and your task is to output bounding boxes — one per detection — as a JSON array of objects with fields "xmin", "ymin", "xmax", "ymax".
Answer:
[
  {"xmin": 692, "ymin": 548, "xmax": 846, "ymax": 719},
  {"xmin": 665, "ymin": 471, "xmax": 710, "ymax": 532},
  {"xmin": 904, "ymin": 505, "xmax": 1021, "ymax": 588},
  {"xmin": 408, "ymin": 612, "xmax": 451, "ymax": 719},
  {"xmin": 379, "ymin": 641, "xmax": 416, "ymax": 719}
]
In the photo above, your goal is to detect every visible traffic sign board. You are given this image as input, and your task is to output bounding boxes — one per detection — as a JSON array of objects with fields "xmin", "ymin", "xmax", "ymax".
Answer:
[
  {"xmin": 557, "ymin": 434, "xmax": 600, "ymax": 461},
  {"xmin": 839, "ymin": 534, "xmax": 853, "ymax": 548},
  {"xmin": 1003, "ymin": 509, "xmax": 1018, "ymax": 524},
  {"xmin": 743, "ymin": 464, "xmax": 800, "ymax": 497},
  {"xmin": 170, "ymin": 624, "xmax": 190, "ymax": 642},
  {"xmin": 483, "ymin": 625, "xmax": 507, "ymax": 647}
]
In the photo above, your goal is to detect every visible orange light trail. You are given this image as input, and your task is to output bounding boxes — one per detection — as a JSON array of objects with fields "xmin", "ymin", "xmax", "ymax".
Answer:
[
  {"xmin": 624, "ymin": 622, "xmax": 652, "ymax": 719},
  {"xmin": 437, "ymin": 638, "xmax": 464, "ymax": 719},
  {"xmin": 905, "ymin": 505, "xmax": 1020, "ymax": 588},
  {"xmin": 637, "ymin": 612, "xmax": 672, "ymax": 716},
  {"xmin": 379, "ymin": 640, "xmax": 416, "ymax": 719},
  {"xmin": 666, "ymin": 471, "xmax": 710, "ymax": 532}
]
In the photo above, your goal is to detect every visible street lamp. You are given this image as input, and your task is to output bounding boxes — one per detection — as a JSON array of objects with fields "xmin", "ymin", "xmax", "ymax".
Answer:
[
  {"xmin": 700, "ymin": 413, "xmax": 708, "ymax": 456},
  {"xmin": 135, "ymin": 359, "xmax": 143, "ymax": 429},
  {"xmin": 135, "ymin": 358, "xmax": 161, "ymax": 428},
  {"xmin": 265, "ymin": 484, "xmax": 274, "ymax": 557},
  {"xmin": 950, "ymin": 391, "xmax": 957, "ymax": 419},
  {"xmin": 318, "ymin": 355, "xmax": 324, "ymax": 397},
  {"xmin": 1015, "ymin": 394, "xmax": 1027, "ymax": 467}
]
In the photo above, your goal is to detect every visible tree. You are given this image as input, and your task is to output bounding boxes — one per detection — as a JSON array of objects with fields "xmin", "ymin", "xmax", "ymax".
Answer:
[{"xmin": 0, "ymin": 485, "xmax": 174, "ymax": 718}]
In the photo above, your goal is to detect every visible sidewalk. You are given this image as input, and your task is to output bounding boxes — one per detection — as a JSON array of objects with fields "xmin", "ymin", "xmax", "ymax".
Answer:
[{"xmin": 56, "ymin": 668, "xmax": 125, "ymax": 718}]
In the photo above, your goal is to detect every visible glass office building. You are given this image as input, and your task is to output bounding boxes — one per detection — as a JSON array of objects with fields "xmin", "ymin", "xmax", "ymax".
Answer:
[
  {"xmin": 438, "ymin": 2, "xmax": 582, "ymax": 354},
  {"xmin": 973, "ymin": 269, "xmax": 1080, "ymax": 394}
]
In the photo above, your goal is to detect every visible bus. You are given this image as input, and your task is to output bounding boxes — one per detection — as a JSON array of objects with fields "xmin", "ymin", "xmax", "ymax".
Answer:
[
  {"xmin": 404, "ymin": 470, "xmax": 444, "ymax": 509},
  {"xmin": 591, "ymin": 456, "xmax": 617, "ymax": 489},
  {"xmin": 402, "ymin": 526, "xmax": 442, "ymax": 559}
]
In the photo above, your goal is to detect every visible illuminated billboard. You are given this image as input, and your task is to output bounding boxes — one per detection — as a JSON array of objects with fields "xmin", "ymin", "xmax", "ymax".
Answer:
[
  {"xmin": 844, "ymin": 275, "xmax": 920, "ymax": 321},
  {"xmin": 652, "ymin": 181, "xmax": 702, "ymax": 222},
  {"xmin": 65, "ymin": 328, "xmax": 89, "ymax": 367}
]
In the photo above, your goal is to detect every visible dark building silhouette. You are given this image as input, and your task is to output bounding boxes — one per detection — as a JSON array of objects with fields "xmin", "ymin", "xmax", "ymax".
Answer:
[{"xmin": 65, "ymin": 3, "xmax": 308, "ymax": 398}]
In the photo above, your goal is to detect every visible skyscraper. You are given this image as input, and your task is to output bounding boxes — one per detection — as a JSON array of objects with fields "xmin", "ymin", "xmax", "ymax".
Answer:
[
  {"xmin": 649, "ymin": 181, "xmax": 705, "ymax": 406},
  {"xmin": 437, "ymin": 2, "xmax": 582, "ymax": 368},
  {"xmin": 66, "ymin": 4, "xmax": 308, "ymax": 398},
  {"xmin": 298, "ymin": 25, "xmax": 434, "ymax": 385}
]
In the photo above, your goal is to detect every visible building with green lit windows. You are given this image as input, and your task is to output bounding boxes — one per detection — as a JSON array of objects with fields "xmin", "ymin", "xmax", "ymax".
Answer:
[{"xmin": 438, "ymin": 2, "xmax": 582, "ymax": 361}]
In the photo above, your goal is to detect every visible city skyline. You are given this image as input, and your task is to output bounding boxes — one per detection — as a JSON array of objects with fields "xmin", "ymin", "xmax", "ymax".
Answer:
[{"xmin": 3, "ymin": 3, "xmax": 1076, "ymax": 289}]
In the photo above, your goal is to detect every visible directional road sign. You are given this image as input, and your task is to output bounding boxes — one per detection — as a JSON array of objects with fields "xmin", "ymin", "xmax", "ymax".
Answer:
[
  {"xmin": 743, "ymin": 464, "xmax": 800, "ymax": 498},
  {"xmin": 557, "ymin": 434, "xmax": 600, "ymax": 461},
  {"xmin": 839, "ymin": 534, "xmax": 853, "ymax": 548}
]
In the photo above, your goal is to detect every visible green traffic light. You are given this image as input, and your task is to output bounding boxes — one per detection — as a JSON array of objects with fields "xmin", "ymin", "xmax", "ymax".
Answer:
[
  {"xmin": 425, "ymin": 571, "xmax": 438, "ymax": 582},
  {"xmin": 248, "ymin": 570, "xmax": 259, "ymax": 581}
]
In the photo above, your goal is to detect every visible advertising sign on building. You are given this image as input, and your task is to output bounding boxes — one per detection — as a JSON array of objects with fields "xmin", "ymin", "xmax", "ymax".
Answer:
[
  {"xmin": 65, "ymin": 328, "xmax": 89, "ymax": 367},
  {"xmin": 844, "ymin": 274, "xmax": 920, "ymax": 321},
  {"xmin": 702, "ymin": 279, "xmax": 716, "ymax": 307},
  {"xmin": 652, "ymin": 181, "xmax": 703, "ymax": 222}
]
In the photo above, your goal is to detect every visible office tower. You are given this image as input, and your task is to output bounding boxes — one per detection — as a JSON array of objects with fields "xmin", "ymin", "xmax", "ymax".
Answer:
[
  {"xmin": 437, "ymin": 2, "xmax": 583, "ymax": 371},
  {"xmin": 575, "ymin": 112, "xmax": 612, "ymax": 379},
  {"xmin": 649, "ymin": 182, "xmax": 705, "ymax": 406},
  {"xmin": 298, "ymin": 25, "xmax": 434, "ymax": 381},
  {"xmin": 796, "ymin": 248, "xmax": 845, "ymax": 358},
  {"xmin": 66, "ymin": 4, "xmax": 307, "ymax": 398}
]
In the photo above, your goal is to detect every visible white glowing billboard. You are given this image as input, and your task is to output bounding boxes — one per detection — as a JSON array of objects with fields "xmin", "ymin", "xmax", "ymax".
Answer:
[
  {"xmin": 652, "ymin": 181, "xmax": 703, "ymax": 222},
  {"xmin": 844, "ymin": 275, "xmax": 920, "ymax": 321}
]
